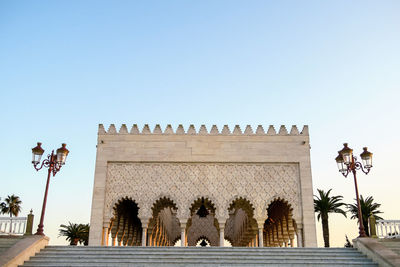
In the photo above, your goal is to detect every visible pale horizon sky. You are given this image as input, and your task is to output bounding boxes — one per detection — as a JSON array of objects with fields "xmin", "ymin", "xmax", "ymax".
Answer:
[{"xmin": 0, "ymin": 1, "xmax": 399, "ymax": 247}]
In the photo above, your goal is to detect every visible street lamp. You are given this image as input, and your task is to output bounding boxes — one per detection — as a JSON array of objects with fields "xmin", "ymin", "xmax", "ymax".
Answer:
[
  {"xmin": 335, "ymin": 143, "xmax": 373, "ymax": 237},
  {"xmin": 31, "ymin": 142, "xmax": 69, "ymax": 235}
]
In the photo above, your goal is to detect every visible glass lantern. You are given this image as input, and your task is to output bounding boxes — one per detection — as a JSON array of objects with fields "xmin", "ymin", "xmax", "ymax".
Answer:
[
  {"xmin": 56, "ymin": 143, "xmax": 69, "ymax": 165},
  {"xmin": 32, "ymin": 142, "xmax": 44, "ymax": 164},
  {"xmin": 360, "ymin": 147, "xmax": 373, "ymax": 169},
  {"xmin": 335, "ymin": 153, "xmax": 347, "ymax": 174},
  {"xmin": 339, "ymin": 143, "xmax": 353, "ymax": 165}
]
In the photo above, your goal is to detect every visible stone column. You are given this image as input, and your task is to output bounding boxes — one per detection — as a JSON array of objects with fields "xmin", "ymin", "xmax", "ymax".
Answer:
[
  {"xmin": 219, "ymin": 225, "xmax": 225, "ymax": 247},
  {"xmin": 102, "ymin": 227, "xmax": 109, "ymax": 246},
  {"xmin": 180, "ymin": 227, "xmax": 186, "ymax": 246},
  {"xmin": 178, "ymin": 219, "xmax": 188, "ymax": 246},
  {"xmin": 142, "ymin": 224, "xmax": 148, "ymax": 247},
  {"xmin": 218, "ymin": 223, "xmax": 226, "ymax": 247},
  {"xmin": 287, "ymin": 213, "xmax": 295, "ymax": 247},
  {"xmin": 296, "ymin": 226, "xmax": 303, "ymax": 248},
  {"xmin": 257, "ymin": 221, "xmax": 264, "ymax": 247}
]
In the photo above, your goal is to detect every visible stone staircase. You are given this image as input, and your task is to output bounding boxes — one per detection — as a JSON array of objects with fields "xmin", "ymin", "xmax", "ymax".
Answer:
[
  {"xmin": 0, "ymin": 236, "xmax": 23, "ymax": 254},
  {"xmin": 379, "ymin": 239, "xmax": 400, "ymax": 255},
  {"xmin": 22, "ymin": 246, "xmax": 378, "ymax": 266}
]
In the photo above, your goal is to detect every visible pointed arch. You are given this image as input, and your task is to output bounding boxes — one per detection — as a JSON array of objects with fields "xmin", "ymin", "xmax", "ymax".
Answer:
[
  {"xmin": 186, "ymin": 197, "xmax": 219, "ymax": 246},
  {"xmin": 263, "ymin": 197, "xmax": 296, "ymax": 247},
  {"xmin": 262, "ymin": 196, "xmax": 296, "ymax": 219},
  {"xmin": 108, "ymin": 197, "xmax": 142, "ymax": 246},
  {"xmin": 189, "ymin": 197, "xmax": 217, "ymax": 216},
  {"xmin": 225, "ymin": 197, "xmax": 258, "ymax": 247},
  {"xmin": 228, "ymin": 197, "xmax": 256, "ymax": 218},
  {"xmin": 151, "ymin": 196, "xmax": 178, "ymax": 218},
  {"xmin": 148, "ymin": 196, "xmax": 180, "ymax": 246}
]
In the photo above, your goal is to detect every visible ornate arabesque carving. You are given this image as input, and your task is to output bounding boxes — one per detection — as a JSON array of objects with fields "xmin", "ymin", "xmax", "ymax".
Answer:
[{"xmin": 105, "ymin": 163, "xmax": 300, "ymax": 223}]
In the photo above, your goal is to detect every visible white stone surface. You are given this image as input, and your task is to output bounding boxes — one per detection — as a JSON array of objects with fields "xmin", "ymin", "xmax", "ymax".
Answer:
[{"xmin": 89, "ymin": 124, "xmax": 317, "ymax": 247}]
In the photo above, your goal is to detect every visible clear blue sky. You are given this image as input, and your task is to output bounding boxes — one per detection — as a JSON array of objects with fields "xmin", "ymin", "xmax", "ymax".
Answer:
[{"xmin": 1, "ymin": 1, "xmax": 399, "ymax": 246}]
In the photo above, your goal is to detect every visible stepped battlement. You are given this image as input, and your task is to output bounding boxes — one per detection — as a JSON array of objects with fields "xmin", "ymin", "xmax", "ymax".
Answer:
[{"xmin": 98, "ymin": 124, "xmax": 309, "ymax": 136}]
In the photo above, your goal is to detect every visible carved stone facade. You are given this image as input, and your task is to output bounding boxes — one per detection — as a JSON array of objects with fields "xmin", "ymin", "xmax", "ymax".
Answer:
[
  {"xmin": 105, "ymin": 162, "xmax": 301, "ymax": 223},
  {"xmin": 89, "ymin": 124, "xmax": 317, "ymax": 247}
]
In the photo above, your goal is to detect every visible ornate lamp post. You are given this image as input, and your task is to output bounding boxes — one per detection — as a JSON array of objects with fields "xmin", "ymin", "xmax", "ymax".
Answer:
[
  {"xmin": 31, "ymin": 142, "xmax": 69, "ymax": 235},
  {"xmin": 335, "ymin": 143, "xmax": 373, "ymax": 237}
]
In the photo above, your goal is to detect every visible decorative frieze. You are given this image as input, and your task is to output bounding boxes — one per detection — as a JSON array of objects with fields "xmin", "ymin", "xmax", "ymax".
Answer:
[{"xmin": 98, "ymin": 124, "xmax": 309, "ymax": 136}]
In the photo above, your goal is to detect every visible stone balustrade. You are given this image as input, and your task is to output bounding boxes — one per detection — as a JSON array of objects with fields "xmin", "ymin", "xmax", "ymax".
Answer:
[
  {"xmin": 0, "ymin": 217, "xmax": 27, "ymax": 235},
  {"xmin": 376, "ymin": 220, "xmax": 400, "ymax": 238}
]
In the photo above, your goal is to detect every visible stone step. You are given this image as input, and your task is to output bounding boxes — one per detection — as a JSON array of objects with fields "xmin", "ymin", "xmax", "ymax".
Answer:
[
  {"xmin": 22, "ymin": 262, "xmax": 378, "ymax": 267},
  {"xmin": 42, "ymin": 246, "xmax": 361, "ymax": 253},
  {"xmin": 23, "ymin": 259, "xmax": 378, "ymax": 267},
  {"xmin": 0, "ymin": 237, "xmax": 22, "ymax": 254},
  {"xmin": 39, "ymin": 247, "xmax": 358, "ymax": 254},
  {"xmin": 22, "ymin": 264, "xmax": 378, "ymax": 267},
  {"xmin": 380, "ymin": 242, "xmax": 400, "ymax": 247},
  {"xmin": 31, "ymin": 255, "xmax": 369, "ymax": 260},
  {"xmin": 0, "ymin": 239, "xmax": 21, "ymax": 245},
  {"xmin": 22, "ymin": 246, "xmax": 378, "ymax": 267},
  {"xmin": 37, "ymin": 251, "xmax": 365, "ymax": 257}
]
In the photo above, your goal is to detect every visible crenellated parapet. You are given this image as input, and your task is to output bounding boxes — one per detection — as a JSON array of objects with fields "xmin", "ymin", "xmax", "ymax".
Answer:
[{"xmin": 98, "ymin": 124, "xmax": 309, "ymax": 136}]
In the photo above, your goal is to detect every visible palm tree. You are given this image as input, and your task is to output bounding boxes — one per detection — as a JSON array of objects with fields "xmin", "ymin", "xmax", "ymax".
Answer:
[
  {"xmin": 1, "ymin": 195, "xmax": 22, "ymax": 217},
  {"xmin": 347, "ymin": 195, "xmax": 383, "ymax": 236},
  {"xmin": 0, "ymin": 198, "xmax": 5, "ymax": 212},
  {"xmin": 79, "ymin": 224, "xmax": 90, "ymax": 246},
  {"xmin": 314, "ymin": 189, "xmax": 347, "ymax": 247},
  {"xmin": 59, "ymin": 222, "xmax": 88, "ymax": 245},
  {"xmin": 1, "ymin": 195, "xmax": 22, "ymax": 234}
]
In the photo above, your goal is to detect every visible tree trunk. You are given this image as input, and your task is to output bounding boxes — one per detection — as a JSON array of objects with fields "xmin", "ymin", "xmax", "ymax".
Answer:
[
  {"xmin": 70, "ymin": 238, "xmax": 79, "ymax": 246},
  {"xmin": 321, "ymin": 214, "xmax": 330, "ymax": 247},
  {"xmin": 9, "ymin": 213, "xmax": 12, "ymax": 234},
  {"xmin": 364, "ymin": 218, "xmax": 370, "ymax": 236}
]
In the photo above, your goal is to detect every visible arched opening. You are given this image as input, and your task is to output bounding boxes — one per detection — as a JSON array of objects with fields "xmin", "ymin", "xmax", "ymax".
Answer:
[
  {"xmin": 186, "ymin": 197, "xmax": 219, "ymax": 246},
  {"xmin": 195, "ymin": 236, "xmax": 211, "ymax": 247},
  {"xmin": 224, "ymin": 197, "xmax": 258, "ymax": 247},
  {"xmin": 148, "ymin": 197, "xmax": 180, "ymax": 246},
  {"xmin": 108, "ymin": 197, "xmax": 142, "ymax": 246},
  {"xmin": 264, "ymin": 198, "xmax": 296, "ymax": 247}
]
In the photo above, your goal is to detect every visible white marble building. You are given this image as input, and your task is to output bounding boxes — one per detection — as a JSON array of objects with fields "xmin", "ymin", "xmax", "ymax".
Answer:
[{"xmin": 89, "ymin": 124, "xmax": 317, "ymax": 247}]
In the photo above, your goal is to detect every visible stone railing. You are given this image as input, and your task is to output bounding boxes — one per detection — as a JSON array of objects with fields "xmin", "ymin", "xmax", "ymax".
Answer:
[
  {"xmin": 375, "ymin": 220, "xmax": 400, "ymax": 238},
  {"xmin": 0, "ymin": 211, "xmax": 34, "ymax": 236},
  {"xmin": 0, "ymin": 217, "xmax": 27, "ymax": 235}
]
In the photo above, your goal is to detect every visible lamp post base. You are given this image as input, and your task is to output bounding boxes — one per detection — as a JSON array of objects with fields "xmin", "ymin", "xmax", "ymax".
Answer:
[{"xmin": 35, "ymin": 224, "xmax": 45, "ymax": 235}]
